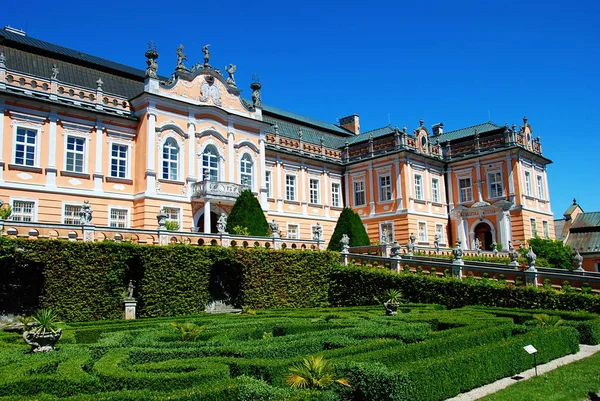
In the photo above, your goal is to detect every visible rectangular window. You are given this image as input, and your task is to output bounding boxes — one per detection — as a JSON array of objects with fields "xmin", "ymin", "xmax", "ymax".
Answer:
[
  {"xmin": 543, "ymin": 220, "xmax": 549, "ymax": 239},
  {"xmin": 488, "ymin": 172, "xmax": 503, "ymax": 198},
  {"xmin": 379, "ymin": 175, "xmax": 392, "ymax": 202},
  {"xmin": 14, "ymin": 127, "xmax": 37, "ymax": 166},
  {"xmin": 530, "ymin": 218, "xmax": 537, "ymax": 237},
  {"xmin": 287, "ymin": 224, "xmax": 298, "ymax": 239},
  {"xmin": 11, "ymin": 200, "xmax": 35, "ymax": 222},
  {"xmin": 459, "ymin": 178, "xmax": 473, "ymax": 203},
  {"xmin": 163, "ymin": 207, "xmax": 180, "ymax": 225},
  {"xmin": 331, "ymin": 183, "xmax": 341, "ymax": 207},
  {"xmin": 380, "ymin": 222, "xmax": 393, "ymax": 243},
  {"xmin": 309, "ymin": 179, "xmax": 320, "ymax": 204},
  {"xmin": 435, "ymin": 223, "xmax": 444, "ymax": 244},
  {"xmin": 63, "ymin": 204, "xmax": 82, "ymax": 225},
  {"xmin": 431, "ymin": 178, "xmax": 440, "ymax": 203},
  {"xmin": 285, "ymin": 174, "xmax": 296, "ymax": 201},
  {"xmin": 537, "ymin": 175, "xmax": 544, "ymax": 199},
  {"xmin": 110, "ymin": 144, "xmax": 128, "ymax": 178},
  {"xmin": 110, "ymin": 208, "xmax": 129, "ymax": 228},
  {"xmin": 66, "ymin": 136, "xmax": 85, "ymax": 173},
  {"xmin": 354, "ymin": 180, "xmax": 366, "ymax": 206},
  {"xmin": 265, "ymin": 170, "xmax": 272, "ymax": 198},
  {"xmin": 524, "ymin": 171, "xmax": 532, "ymax": 196},
  {"xmin": 418, "ymin": 221, "xmax": 427, "ymax": 242},
  {"xmin": 414, "ymin": 174, "xmax": 423, "ymax": 200}
]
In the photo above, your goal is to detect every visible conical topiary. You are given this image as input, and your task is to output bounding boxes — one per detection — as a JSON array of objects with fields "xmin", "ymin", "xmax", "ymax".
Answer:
[
  {"xmin": 226, "ymin": 189, "xmax": 269, "ymax": 236},
  {"xmin": 327, "ymin": 207, "xmax": 370, "ymax": 251}
]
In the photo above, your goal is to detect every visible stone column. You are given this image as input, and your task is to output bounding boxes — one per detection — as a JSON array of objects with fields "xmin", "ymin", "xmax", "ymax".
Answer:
[
  {"xmin": 368, "ymin": 162, "xmax": 375, "ymax": 216},
  {"xmin": 146, "ymin": 107, "xmax": 157, "ymax": 195},
  {"xmin": 187, "ymin": 117, "xmax": 196, "ymax": 183},
  {"xmin": 46, "ymin": 110, "xmax": 58, "ymax": 188},
  {"xmin": 94, "ymin": 120, "xmax": 104, "ymax": 191},
  {"xmin": 259, "ymin": 130, "xmax": 267, "ymax": 206},
  {"xmin": 228, "ymin": 123, "xmax": 235, "ymax": 182},
  {"xmin": 277, "ymin": 160, "xmax": 283, "ymax": 213},
  {"xmin": 204, "ymin": 200, "xmax": 211, "ymax": 234}
]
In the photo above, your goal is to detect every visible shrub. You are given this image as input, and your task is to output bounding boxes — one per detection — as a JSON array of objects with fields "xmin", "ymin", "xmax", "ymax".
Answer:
[
  {"xmin": 164, "ymin": 220, "xmax": 180, "ymax": 231},
  {"xmin": 327, "ymin": 207, "xmax": 370, "ymax": 251},
  {"xmin": 226, "ymin": 189, "xmax": 269, "ymax": 236},
  {"xmin": 528, "ymin": 237, "xmax": 574, "ymax": 270}
]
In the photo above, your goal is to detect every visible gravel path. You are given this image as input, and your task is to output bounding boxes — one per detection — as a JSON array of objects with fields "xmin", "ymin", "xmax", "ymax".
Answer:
[{"xmin": 445, "ymin": 344, "xmax": 600, "ymax": 401}]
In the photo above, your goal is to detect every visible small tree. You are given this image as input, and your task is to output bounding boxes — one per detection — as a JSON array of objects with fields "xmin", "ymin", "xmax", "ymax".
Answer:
[
  {"xmin": 327, "ymin": 207, "xmax": 370, "ymax": 251},
  {"xmin": 226, "ymin": 190, "xmax": 268, "ymax": 236},
  {"xmin": 528, "ymin": 238, "xmax": 574, "ymax": 270}
]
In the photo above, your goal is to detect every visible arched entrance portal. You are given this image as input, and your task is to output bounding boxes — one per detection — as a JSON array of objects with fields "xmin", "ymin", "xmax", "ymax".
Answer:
[
  {"xmin": 474, "ymin": 222, "xmax": 493, "ymax": 251},
  {"xmin": 197, "ymin": 212, "xmax": 220, "ymax": 233}
]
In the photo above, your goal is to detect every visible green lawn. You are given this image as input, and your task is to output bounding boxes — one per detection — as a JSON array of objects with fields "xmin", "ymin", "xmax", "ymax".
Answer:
[
  {"xmin": 0, "ymin": 305, "xmax": 590, "ymax": 401},
  {"xmin": 479, "ymin": 351, "xmax": 600, "ymax": 401}
]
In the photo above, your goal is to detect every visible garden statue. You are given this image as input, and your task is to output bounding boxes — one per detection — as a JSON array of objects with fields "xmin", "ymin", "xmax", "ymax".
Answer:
[
  {"xmin": 491, "ymin": 241, "xmax": 498, "ymax": 255},
  {"xmin": 407, "ymin": 232, "xmax": 416, "ymax": 254},
  {"xmin": 225, "ymin": 64, "xmax": 236, "ymax": 86},
  {"xmin": 126, "ymin": 280, "xmax": 135, "ymax": 299},
  {"xmin": 452, "ymin": 239, "xmax": 464, "ymax": 262},
  {"xmin": 508, "ymin": 241, "xmax": 519, "ymax": 265},
  {"xmin": 341, "ymin": 234, "xmax": 350, "ymax": 252},
  {"xmin": 202, "ymin": 44, "xmax": 211, "ymax": 66},
  {"xmin": 269, "ymin": 219, "xmax": 279, "ymax": 237},
  {"xmin": 313, "ymin": 223, "xmax": 323, "ymax": 241},
  {"xmin": 175, "ymin": 44, "xmax": 187, "ymax": 71},
  {"xmin": 216, "ymin": 213, "xmax": 227, "ymax": 234},
  {"xmin": 79, "ymin": 200, "xmax": 93, "ymax": 225},
  {"xmin": 474, "ymin": 237, "xmax": 481, "ymax": 253},
  {"xmin": 433, "ymin": 234, "xmax": 440, "ymax": 252},
  {"xmin": 526, "ymin": 248, "xmax": 537, "ymax": 269},
  {"xmin": 390, "ymin": 241, "xmax": 401, "ymax": 258},
  {"xmin": 573, "ymin": 251, "xmax": 584, "ymax": 271}
]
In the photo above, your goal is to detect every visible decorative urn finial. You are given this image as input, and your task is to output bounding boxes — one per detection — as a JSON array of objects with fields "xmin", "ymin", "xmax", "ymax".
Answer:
[
  {"xmin": 250, "ymin": 74, "xmax": 262, "ymax": 108},
  {"xmin": 145, "ymin": 41, "xmax": 159, "ymax": 79}
]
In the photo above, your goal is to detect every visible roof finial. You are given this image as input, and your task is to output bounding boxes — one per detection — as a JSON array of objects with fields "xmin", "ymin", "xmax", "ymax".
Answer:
[
  {"xmin": 144, "ymin": 42, "xmax": 159, "ymax": 79},
  {"xmin": 51, "ymin": 64, "xmax": 59, "ymax": 80},
  {"xmin": 175, "ymin": 44, "xmax": 188, "ymax": 72},
  {"xmin": 573, "ymin": 198, "xmax": 577, "ymax": 205},
  {"xmin": 96, "ymin": 78, "xmax": 103, "ymax": 90},
  {"xmin": 419, "ymin": 118, "xmax": 424, "ymax": 127},
  {"xmin": 523, "ymin": 116, "xmax": 528, "ymax": 124}
]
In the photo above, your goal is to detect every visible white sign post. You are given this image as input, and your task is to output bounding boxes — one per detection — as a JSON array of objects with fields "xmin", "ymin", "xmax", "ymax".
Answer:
[{"xmin": 523, "ymin": 345, "xmax": 538, "ymax": 376}]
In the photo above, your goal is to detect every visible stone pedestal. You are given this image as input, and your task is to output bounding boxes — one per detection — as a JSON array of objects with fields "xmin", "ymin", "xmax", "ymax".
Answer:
[
  {"xmin": 83, "ymin": 224, "xmax": 95, "ymax": 242},
  {"xmin": 124, "ymin": 298, "xmax": 137, "ymax": 320},
  {"xmin": 452, "ymin": 260, "xmax": 464, "ymax": 279},
  {"xmin": 524, "ymin": 267, "xmax": 538, "ymax": 287}
]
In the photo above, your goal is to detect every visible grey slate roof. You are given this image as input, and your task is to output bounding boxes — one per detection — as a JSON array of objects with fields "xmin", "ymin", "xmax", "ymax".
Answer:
[
  {"xmin": 348, "ymin": 125, "xmax": 396, "ymax": 145},
  {"xmin": 571, "ymin": 212, "xmax": 600, "ymax": 230},
  {"xmin": 566, "ymin": 232, "xmax": 600, "ymax": 253},
  {"xmin": 554, "ymin": 219, "xmax": 568, "ymax": 241},
  {"xmin": 262, "ymin": 113, "xmax": 349, "ymax": 149},
  {"xmin": 436, "ymin": 122, "xmax": 503, "ymax": 143},
  {"xmin": 262, "ymin": 104, "xmax": 352, "ymax": 136}
]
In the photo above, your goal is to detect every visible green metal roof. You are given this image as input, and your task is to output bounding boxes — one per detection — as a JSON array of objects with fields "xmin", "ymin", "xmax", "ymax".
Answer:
[
  {"xmin": 348, "ymin": 125, "xmax": 396, "ymax": 145},
  {"xmin": 571, "ymin": 212, "xmax": 600, "ymax": 230},
  {"xmin": 436, "ymin": 121, "xmax": 503, "ymax": 143},
  {"xmin": 261, "ymin": 104, "xmax": 352, "ymax": 136},
  {"xmin": 263, "ymin": 114, "xmax": 348, "ymax": 149},
  {"xmin": 565, "ymin": 232, "xmax": 600, "ymax": 253}
]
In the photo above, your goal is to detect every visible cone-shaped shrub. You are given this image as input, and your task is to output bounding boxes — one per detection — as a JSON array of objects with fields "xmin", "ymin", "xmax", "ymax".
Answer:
[
  {"xmin": 327, "ymin": 207, "xmax": 370, "ymax": 251},
  {"xmin": 226, "ymin": 189, "xmax": 269, "ymax": 236}
]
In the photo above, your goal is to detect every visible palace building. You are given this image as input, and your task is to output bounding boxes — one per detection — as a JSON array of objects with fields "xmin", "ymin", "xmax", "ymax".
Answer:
[{"xmin": 0, "ymin": 26, "xmax": 555, "ymax": 249}]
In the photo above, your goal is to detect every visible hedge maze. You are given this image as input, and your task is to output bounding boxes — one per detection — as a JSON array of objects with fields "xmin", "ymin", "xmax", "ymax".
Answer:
[{"xmin": 0, "ymin": 305, "xmax": 591, "ymax": 401}]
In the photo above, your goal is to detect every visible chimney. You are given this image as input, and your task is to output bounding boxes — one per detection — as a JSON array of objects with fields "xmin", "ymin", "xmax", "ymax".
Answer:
[
  {"xmin": 4, "ymin": 26, "xmax": 26, "ymax": 36},
  {"xmin": 432, "ymin": 122, "xmax": 444, "ymax": 136},
  {"xmin": 339, "ymin": 114, "xmax": 360, "ymax": 135}
]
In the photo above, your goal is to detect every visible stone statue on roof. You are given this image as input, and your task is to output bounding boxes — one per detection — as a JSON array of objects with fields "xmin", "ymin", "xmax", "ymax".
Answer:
[
  {"xmin": 176, "ymin": 44, "xmax": 187, "ymax": 71},
  {"xmin": 202, "ymin": 44, "xmax": 211, "ymax": 67},
  {"xmin": 225, "ymin": 64, "xmax": 236, "ymax": 86},
  {"xmin": 51, "ymin": 64, "xmax": 59, "ymax": 80}
]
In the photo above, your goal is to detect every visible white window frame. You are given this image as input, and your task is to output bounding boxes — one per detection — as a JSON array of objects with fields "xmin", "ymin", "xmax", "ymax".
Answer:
[
  {"xmin": 379, "ymin": 175, "xmax": 392, "ymax": 202},
  {"xmin": 380, "ymin": 222, "xmax": 394, "ymax": 243},
  {"xmin": 431, "ymin": 178, "xmax": 440, "ymax": 203},
  {"xmin": 331, "ymin": 182, "xmax": 341, "ymax": 208},
  {"xmin": 109, "ymin": 207, "xmax": 130, "ymax": 228},
  {"xmin": 10, "ymin": 197, "xmax": 38, "ymax": 222},
  {"xmin": 354, "ymin": 180, "xmax": 366, "ymax": 206},
  {"xmin": 435, "ymin": 223, "xmax": 445, "ymax": 244},
  {"xmin": 201, "ymin": 144, "xmax": 220, "ymax": 181},
  {"xmin": 109, "ymin": 141, "xmax": 131, "ymax": 179},
  {"xmin": 161, "ymin": 137, "xmax": 180, "ymax": 181},
  {"xmin": 265, "ymin": 170, "xmax": 272, "ymax": 198},
  {"xmin": 240, "ymin": 153, "xmax": 253, "ymax": 190},
  {"xmin": 536, "ymin": 174, "xmax": 545, "ymax": 200},
  {"xmin": 62, "ymin": 202, "xmax": 82, "ymax": 225},
  {"xmin": 542, "ymin": 220, "xmax": 549, "ymax": 239},
  {"xmin": 414, "ymin": 174, "xmax": 424, "ymax": 201},
  {"xmin": 285, "ymin": 174, "xmax": 297, "ymax": 201},
  {"xmin": 309, "ymin": 178, "xmax": 320, "ymax": 205},
  {"xmin": 524, "ymin": 171, "xmax": 532, "ymax": 196},
  {"xmin": 161, "ymin": 205, "xmax": 182, "ymax": 228},
  {"xmin": 530, "ymin": 218, "xmax": 537, "ymax": 237},
  {"xmin": 418, "ymin": 221, "xmax": 427, "ymax": 243},
  {"xmin": 287, "ymin": 223, "xmax": 299, "ymax": 239},
  {"xmin": 64, "ymin": 134, "xmax": 88, "ymax": 173},
  {"xmin": 13, "ymin": 126, "xmax": 40, "ymax": 167},
  {"xmin": 488, "ymin": 171, "xmax": 503, "ymax": 199},
  {"xmin": 459, "ymin": 177, "xmax": 473, "ymax": 203}
]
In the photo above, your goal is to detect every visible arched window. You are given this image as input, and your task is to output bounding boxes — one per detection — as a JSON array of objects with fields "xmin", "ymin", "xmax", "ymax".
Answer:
[
  {"xmin": 202, "ymin": 145, "xmax": 219, "ymax": 181},
  {"xmin": 162, "ymin": 138, "xmax": 179, "ymax": 180},
  {"xmin": 240, "ymin": 154, "xmax": 253, "ymax": 189}
]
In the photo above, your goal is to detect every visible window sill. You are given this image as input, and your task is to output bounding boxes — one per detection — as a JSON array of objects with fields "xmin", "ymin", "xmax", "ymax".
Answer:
[
  {"xmin": 331, "ymin": 206, "xmax": 344, "ymax": 210},
  {"xmin": 431, "ymin": 202, "xmax": 444, "ymax": 207},
  {"xmin": 308, "ymin": 203, "xmax": 323, "ymax": 208},
  {"xmin": 158, "ymin": 179, "xmax": 185, "ymax": 185},
  {"xmin": 8, "ymin": 164, "xmax": 43, "ymax": 173},
  {"xmin": 60, "ymin": 171, "xmax": 91, "ymax": 179},
  {"xmin": 418, "ymin": 241, "xmax": 429, "ymax": 246},
  {"xmin": 378, "ymin": 199, "xmax": 394, "ymax": 204},
  {"xmin": 285, "ymin": 200, "xmax": 300, "ymax": 205},
  {"xmin": 414, "ymin": 199, "xmax": 426, "ymax": 204},
  {"xmin": 106, "ymin": 176, "xmax": 133, "ymax": 184}
]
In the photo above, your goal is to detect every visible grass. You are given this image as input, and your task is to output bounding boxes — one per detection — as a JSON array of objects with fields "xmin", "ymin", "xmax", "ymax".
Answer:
[{"xmin": 479, "ymin": 350, "xmax": 600, "ymax": 401}]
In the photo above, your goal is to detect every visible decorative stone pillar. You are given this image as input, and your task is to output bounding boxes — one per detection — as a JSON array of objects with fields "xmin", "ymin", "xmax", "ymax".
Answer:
[
  {"xmin": 573, "ymin": 251, "xmax": 584, "ymax": 272},
  {"xmin": 203, "ymin": 200, "xmax": 211, "ymax": 234},
  {"xmin": 124, "ymin": 299, "xmax": 137, "ymax": 320},
  {"xmin": 390, "ymin": 241, "xmax": 402, "ymax": 273},
  {"xmin": 524, "ymin": 248, "xmax": 538, "ymax": 286}
]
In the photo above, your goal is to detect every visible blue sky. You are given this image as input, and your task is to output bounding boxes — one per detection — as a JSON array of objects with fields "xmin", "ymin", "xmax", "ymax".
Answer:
[{"xmin": 2, "ymin": 0, "xmax": 599, "ymax": 217}]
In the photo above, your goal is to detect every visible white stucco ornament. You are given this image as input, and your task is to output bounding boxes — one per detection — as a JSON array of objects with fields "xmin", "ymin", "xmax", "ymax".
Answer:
[
  {"xmin": 17, "ymin": 172, "xmax": 33, "ymax": 180},
  {"xmin": 68, "ymin": 178, "xmax": 81, "ymax": 186},
  {"xmin": 113, "ymin": 184, "xmax": 125, "ymax": 191}
]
